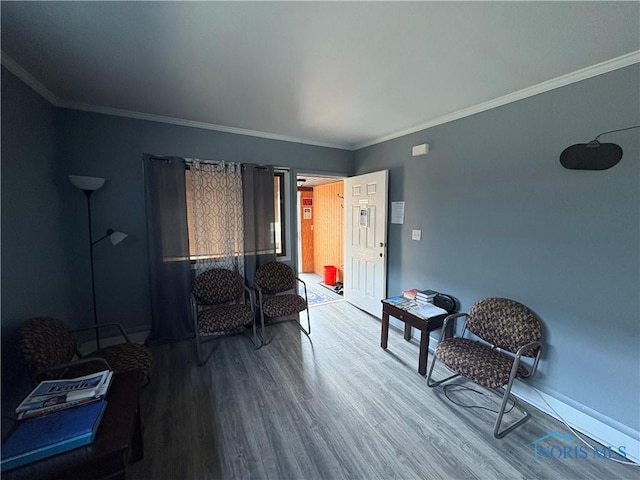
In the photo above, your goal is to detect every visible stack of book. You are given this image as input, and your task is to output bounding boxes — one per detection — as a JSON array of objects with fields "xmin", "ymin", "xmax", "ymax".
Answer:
[
  {"xmin": 1, "ymin": 370, "xmax": 112, "ymax": 472},
  {"xmin": 403, "ymin": 288, "xmax": 438, "ymax": 304},
  {"xmin": 416, "ymin": 289, "xmax": 438, "ymax": 305}
]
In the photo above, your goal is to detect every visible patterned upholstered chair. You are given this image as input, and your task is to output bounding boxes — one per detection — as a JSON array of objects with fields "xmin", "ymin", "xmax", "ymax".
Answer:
[
  {"xmin": 191, "ymin": 268, "xmax": 259, "ymax": 365},
  {"xmin": 254, "ymin": 262, "xmax": 310, "ymax": 344},
  {"xmin": 427, "ymin": 298, "xmax": 542, "ymax": 438},
  {"xmin": 20, "ymin": 317, "xmax": 153, "ymax": 385}
]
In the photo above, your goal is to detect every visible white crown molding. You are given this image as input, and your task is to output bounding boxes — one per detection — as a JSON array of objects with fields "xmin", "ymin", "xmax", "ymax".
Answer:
[
  {"xmin": 352, "ymin": 50, "xmax": 640, "ymax": 151},
  {"xmin": 1, "ymin": 49, "xmax": 348, "ymax": 150},
  {"xmin": 61, "ymin": 101, "xmax": 350, "ymax": 150},
  {"xmin": 4, "ymin": 49, "xmax": 638, "ymax": 152},
  {"xmin": 1, "ymin": 51, "xmax": 62, "ymax": 107}
]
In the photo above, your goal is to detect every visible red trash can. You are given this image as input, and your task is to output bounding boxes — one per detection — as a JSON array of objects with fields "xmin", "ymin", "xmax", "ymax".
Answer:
[{"xmin": 323, "ymin": 265, "xmax": 337, "ymax": 286}]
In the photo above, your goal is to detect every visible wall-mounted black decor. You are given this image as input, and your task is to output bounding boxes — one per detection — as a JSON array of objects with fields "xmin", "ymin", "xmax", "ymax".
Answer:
[{"xmin": 560, "ymin": 125, "xmax": 639, "ymax": 170}]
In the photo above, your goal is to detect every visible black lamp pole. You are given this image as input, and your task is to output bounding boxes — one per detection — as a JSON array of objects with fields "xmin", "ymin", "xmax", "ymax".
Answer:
[{"xmin": 83, "ymin": 189, "xmax": 101, "ymax": 350}]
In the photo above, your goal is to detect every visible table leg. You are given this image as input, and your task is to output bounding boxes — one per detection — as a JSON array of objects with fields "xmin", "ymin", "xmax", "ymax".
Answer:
[
  {"xmin": 131, "ymin": 402, "xmax": 144, "ymax": 462},
  {"xmin": 419, "ymin": 330, "xmax": 429, "ymax": 376},
  {"xmin": 404, "ymin": 323, "xmax": 412, "ymax": 341},
  {"xmin": 381, "ymin": 311, "xmax": 389, "ymax": 349}
]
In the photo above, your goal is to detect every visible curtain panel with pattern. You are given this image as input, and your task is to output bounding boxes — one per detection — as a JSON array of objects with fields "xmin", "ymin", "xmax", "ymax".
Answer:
[
  {"xmin": 144, "ymin": 155, "xmax": 277, "ymax": 343},
  {"xmin": 188, "ymin": 161, "xmax": 244, "ymax": 277}
]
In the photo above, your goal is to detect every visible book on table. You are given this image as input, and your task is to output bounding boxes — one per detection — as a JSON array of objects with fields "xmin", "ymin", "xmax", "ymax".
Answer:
[
  {"xmin": 383, "ymin": 296, "xmax": 415, "ymax": 310},
  {"xmin": 401, "ymin": 288, "xmax": 420, "ymax": 300},
  {"xmin": 407, "ymin": 302, "xmax": 448, "ymax": 319},
  {"xmin": 403, "ymin": 288, "xmax": 439, "ymax": 303},
  {"xmin": 1, "ymin": 399, "xmax": 108, "ymax": 472},
  {"xmin": 16, "ymin": 370, "xmax": 112, "ymax": 420}
]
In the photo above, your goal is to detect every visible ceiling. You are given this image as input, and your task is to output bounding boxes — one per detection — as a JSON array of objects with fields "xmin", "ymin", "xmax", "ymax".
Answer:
[{"xmin": 2, "ymin": 2, "xmax": 638, "ymax": 150}]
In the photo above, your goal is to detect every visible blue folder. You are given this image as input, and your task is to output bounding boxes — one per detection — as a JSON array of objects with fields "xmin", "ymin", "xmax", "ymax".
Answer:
[{"xmin": 1, "ymin": 399, "xmax": 107, "ymax": 472}]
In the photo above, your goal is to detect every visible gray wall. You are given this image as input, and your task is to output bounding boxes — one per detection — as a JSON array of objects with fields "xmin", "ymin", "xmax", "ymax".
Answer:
[
  {"xmin": 354, "ymin": 65, "xmax": 640, "ymax": 432},
  {"xmin": 54, "ymin": 109, "xmax": 353, "ymax": 336},
  {"xmin": 1, "ymin": 67, "xmax": 76, "ymax": 406},
  {"xmin": 4, "ymin": 61, "xmax": 638, "ymax": 435},
  {"xmin": 1, "ymin": 66, "xmax": 353, "ymax": 408}
]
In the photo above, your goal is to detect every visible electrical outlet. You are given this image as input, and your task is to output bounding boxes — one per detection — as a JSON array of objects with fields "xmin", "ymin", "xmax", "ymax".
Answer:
[{"xmin": 412, "ymin": 229, "xmax": 421, "ymax": 241}]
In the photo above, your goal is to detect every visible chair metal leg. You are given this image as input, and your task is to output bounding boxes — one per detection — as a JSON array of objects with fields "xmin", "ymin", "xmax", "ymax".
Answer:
[
  {"xmin": 248, "ymin": 320, "xmax": 263, "ymax": 349},
  {"xmin": 491, "ymin": 387, "xmax": 530, "ymax": 438},
  {"xmin": 258, "ymin": 305, "xmax": 270, "ymax": 346},
  {"xmin": 299, "ymin": 306, "xmax": 311, "ymax": 336},
  {"xmin": 196, "ymin": 333, "xmax": 216, "ymax": 366},
  {"xmin": 492, "ymin": 363, "xmax": 530, "ymax": 438},
  {"xmin": 426, "ymin": 349, "xmax": 460, "ymax": 387}
]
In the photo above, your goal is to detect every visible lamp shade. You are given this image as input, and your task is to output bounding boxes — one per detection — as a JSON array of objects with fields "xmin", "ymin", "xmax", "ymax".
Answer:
[
  {"xmin": 68, "ymin": 175, "xmax": 105, "ymax": 191},
  {"xmin": 109, "ymin": 231, "xmax": 128, "ymax": 246}
]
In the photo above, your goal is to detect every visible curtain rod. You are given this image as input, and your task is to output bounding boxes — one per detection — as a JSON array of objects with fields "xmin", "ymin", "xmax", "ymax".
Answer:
[
  {"xmin": 148, "ymin": 155, "xmax": 289, "ymax": 172},
  {"xmin": 185, "ymin": 158, "xmax": 289, "ymax": 171}
]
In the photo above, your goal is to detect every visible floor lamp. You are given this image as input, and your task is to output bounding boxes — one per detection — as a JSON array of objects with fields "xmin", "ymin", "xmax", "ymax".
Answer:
[{"xmin": 69, "ymin": 175, "xmax": 128, "ymax": 350}]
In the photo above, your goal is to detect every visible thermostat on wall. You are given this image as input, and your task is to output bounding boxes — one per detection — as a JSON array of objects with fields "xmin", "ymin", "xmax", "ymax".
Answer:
[{"xmin": 412, "ymin": 144, "xmax": 429, "ymax": 156}]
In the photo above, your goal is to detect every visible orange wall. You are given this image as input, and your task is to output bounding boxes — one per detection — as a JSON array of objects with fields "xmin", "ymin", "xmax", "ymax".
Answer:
[{"xmin": 313, "ymin": 181, "xmax": 344, "ymax": 282}]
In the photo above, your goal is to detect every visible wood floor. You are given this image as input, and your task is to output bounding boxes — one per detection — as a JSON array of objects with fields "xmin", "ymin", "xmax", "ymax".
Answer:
[{"xmin": 129, "ymin": 301, "xmax": 638, "ymax": 480}]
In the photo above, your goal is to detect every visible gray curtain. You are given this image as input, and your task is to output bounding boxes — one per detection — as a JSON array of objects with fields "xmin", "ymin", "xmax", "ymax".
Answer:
[
  {"xmin": 242, "ymin": 164, "xmax": 277, "ymax": 285},
  {"xmin": 143, "ymin": 154, "xmax": 193, "ymax": 343}
]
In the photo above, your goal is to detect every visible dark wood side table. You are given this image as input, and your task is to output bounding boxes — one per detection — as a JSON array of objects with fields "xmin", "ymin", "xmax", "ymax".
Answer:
[
  {"xmin": 381, "ymin": 301, "xmax": 454, "ymax": 376},
  {"xmin": 4, "ymin": 370, "xmax": 144, "ymax": 480}
]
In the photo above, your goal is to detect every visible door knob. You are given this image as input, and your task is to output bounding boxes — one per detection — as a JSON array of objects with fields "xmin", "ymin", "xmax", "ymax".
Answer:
[
  {"xmin": 379, "ymin": 242, "xmax": 385, "ymax": 247},
  {"xmin": 379, "ymin": 253, "xmax": 383, "ymax": 257}
]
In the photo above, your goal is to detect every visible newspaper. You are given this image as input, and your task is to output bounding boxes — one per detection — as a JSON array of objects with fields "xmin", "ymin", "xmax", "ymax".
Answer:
[{"xmin": 16, "ymin": 370, "xmax": 112, "ymax": 417}]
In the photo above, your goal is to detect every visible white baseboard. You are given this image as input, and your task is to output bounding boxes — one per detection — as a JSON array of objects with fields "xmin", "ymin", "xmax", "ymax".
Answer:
[
  {"xmin": 421, "ymin": 331, "xmax": 639, "ymax": 465},
  {"xmin": 511, "ymin": 381, "xmax": 639, "ymax": 465}
]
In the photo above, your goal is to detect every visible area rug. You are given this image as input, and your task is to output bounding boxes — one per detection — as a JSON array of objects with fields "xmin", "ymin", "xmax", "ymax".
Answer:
[{"xmin": 299, "ymin": 282, "xmax": 343, "ymax": 307}]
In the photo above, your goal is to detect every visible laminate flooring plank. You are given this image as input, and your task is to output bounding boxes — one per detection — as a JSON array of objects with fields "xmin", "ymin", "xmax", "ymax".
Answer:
[{"xmin": 128, "ymin": 301, "xmax": 639, "ymax": 480}]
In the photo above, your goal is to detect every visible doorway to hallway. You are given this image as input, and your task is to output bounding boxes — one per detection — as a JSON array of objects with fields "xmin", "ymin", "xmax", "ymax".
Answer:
[{"xmin": 296, "ymin": 174, "xmax": 346, "ymax": 297}]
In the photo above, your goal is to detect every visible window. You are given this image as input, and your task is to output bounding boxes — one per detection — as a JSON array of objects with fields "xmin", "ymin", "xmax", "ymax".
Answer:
[
  {"xmin": 274, "ymin": 172, "xmax": 286, "ymax": 256},
  {"xmin": 185, "ymin": 167, "xmax": 289, "ymax": 260}
]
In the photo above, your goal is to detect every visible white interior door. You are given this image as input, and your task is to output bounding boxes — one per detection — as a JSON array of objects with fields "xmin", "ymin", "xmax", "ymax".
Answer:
[{"xmin": 344, "ymin": 170, "xmax": 388, "ymax": 317}]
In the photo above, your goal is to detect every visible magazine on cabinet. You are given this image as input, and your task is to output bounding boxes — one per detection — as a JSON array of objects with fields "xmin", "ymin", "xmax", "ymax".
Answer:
[
  {"xmin": 16, "ymin": 370, "xmax": 112, "ymax": 418},
  {"xmin": 407, "ymin": 303, "xmax": 448, "ymax": 320}
]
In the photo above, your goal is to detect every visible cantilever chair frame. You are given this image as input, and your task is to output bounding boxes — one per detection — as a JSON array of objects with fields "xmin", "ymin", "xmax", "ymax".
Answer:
[
  {"xmin": 427, "ymin": 310, "xmax": 542, "ymax": 438},
  {"xmin": 191, "ymin": 277, "xmax": 260, "ymax": 366},
  {"xmin": 74, "ymin": 322, "xmax": 151, "ymax": 385},
  {"xmin": 34, "ymin": 357, "xmax": 112, "ymax": 383},
  {"xmin": 20, "ymin": 317, "xmax": 152, "ymax": 385},
  {"xmin": 254, "ymin": 272, "xmax": 311, "ymax": 345}
]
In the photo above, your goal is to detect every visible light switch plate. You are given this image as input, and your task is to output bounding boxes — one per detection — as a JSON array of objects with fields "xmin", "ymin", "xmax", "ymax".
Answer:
[{"xmin": 412, "ymin": 229, "xmax": 421, "ymax": 241}]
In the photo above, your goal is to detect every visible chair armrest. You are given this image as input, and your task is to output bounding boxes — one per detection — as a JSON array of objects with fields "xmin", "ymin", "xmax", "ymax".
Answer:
[
  {"xmin": 254, "ymin": 284, "xmax": 266, "ymax": 304},
  {"xmin": 436, "ymin": 313, "xmax": 468, "ymax": 343},
  {"xmin": 442, "ymin": 312, "xmax": 467, "ymax": 330},
  {"xmin": 295, "ymin": 277, "xmax": 308, "ymax": 300},
  {"xmin": 72, "ymin": 323, "xmax": 132, "ymax": 343},
  {"xmin": 515, "ymin": 340, "xmax": 541, "ymax": 358},
  {"xmin": 513, "ymin": 340, "xmax": 542, "ymax": 378},
  {"xmin": 35, "ymin": 357, "xmax": 112, "ymax": 382}
]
